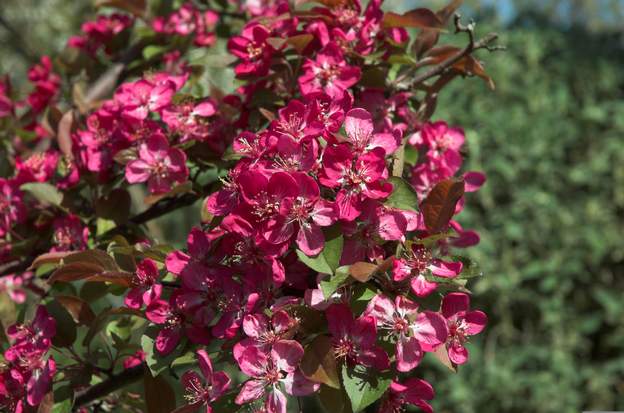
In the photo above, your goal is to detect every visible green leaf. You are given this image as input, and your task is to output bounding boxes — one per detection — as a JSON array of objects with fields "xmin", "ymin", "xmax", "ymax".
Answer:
[
  {"xmin": 297, "ymin": 249, "xmax": 332, "ymax": 275},
  {"xmin": 21, "ymin": 182, "xmax": 63, "ymax": 206},
  {"xmin": 320, "ymin": 266, "xmax": 350, "ymax": 299},
  {"xmin": 323, "ymin": 225, "xmax": 344, "ymax": 272},
  {"xmin": 453, "ymin": 256, "xmax": 483, "ymax": 279},
  {"xmin": 142, "ymin": 45, "xmax": 168, "ymax": 60},
  {"xmin": 342, "ymin": 365, "xmax": 392, "ymax": 412},
  {"xmin": 385, "ymin": 177, "xmax": 419, "ymax": 211},
  {"xmin": 350, "ymin": 284, "xmax": 378, "ymax": 315},
  {"xmin": 297, "ymin": 225, "xmax": 344, "ymax": 275}
]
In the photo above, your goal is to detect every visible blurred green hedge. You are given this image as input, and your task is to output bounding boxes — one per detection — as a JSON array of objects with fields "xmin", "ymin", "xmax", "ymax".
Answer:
[{"xmin": 428, "ymin": 11, "xmax": 624, "ymax": 413}]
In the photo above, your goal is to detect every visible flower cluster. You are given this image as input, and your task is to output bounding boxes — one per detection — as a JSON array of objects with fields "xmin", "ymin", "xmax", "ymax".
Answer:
[
  {"xmin": 0, "ymin": 0, "xmax": 498, "ymax": 412},
  {"xmin": 0, "ymin": 306, "xmax": 56, "ymax": 411},
  {"xmin": 153, "ymin": 2, "xmax": 219, "ymax": 47},
  {"xmin": 68, "ymin": 13, "xmax": 134, "ymax": 57}
]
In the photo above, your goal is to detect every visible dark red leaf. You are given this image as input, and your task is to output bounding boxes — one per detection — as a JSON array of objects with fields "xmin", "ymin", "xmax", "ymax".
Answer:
[
  {"xmin": 300, "ymin": 335, "xmax": 341, "ymax": 389},
  {"xmin": 56, "ymin": 295, "xmax": 96, "ymax": 325},
  {"xmin": 422, "ymin": 178, "xmax": 465, "ymax": 233},
  {"xmin": 383, "ymin": 9, "xmax": 443, "ymax": 29}
]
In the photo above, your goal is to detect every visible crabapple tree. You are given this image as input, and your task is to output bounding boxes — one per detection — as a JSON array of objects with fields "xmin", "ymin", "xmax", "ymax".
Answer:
[{"xmin": 0, "ymin": 0, "xmax": 501, "ymax": 412}]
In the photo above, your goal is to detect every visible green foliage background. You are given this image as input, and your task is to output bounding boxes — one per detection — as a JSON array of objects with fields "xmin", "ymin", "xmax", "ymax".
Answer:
[{"xmin": 1, "ymin": 1, "xmax": 623, "ymax": 412}]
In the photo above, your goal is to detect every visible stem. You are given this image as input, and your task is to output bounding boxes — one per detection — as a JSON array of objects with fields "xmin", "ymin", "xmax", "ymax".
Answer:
[{"xmin": 74, "ymin": 365, "xmax": 145, "ymax": 407}]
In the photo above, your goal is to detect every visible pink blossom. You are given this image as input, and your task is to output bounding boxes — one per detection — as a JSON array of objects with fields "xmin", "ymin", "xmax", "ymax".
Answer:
[
  {"xmin": 235, "ymin": 343, "xmax": 317, "ymax": 413},
  {"xmin": 51, "ymin": 214, "xmax": 89, "ymax": 252},
  {"xmin": 228, "ymin": 23, "xmax": 275, "ymax": 77},
  {"xmin": 379, "ymin": 378, "xmax": 435, "ymax": 413},
  {"xmin": 344, "ymin": 108, "xmax": 400, "ymax": 154},
  {"xmin": 180, "ymin": 350, "xmax": 230, "ymax": 412},
  {"xmin": 0, "ymin": 272, "xmax": 33, "ymax": 304},
  {"xmin": 125, "ymin": 134, "xmax": 188, "ymax": 194},
  {"xmin": 393, "ymin": 244, "xmax": 463, "ymax": 297},
  {"xmin": 365, "ymin": 295, "xmax": 447, "ymax": 372},
  {"xmin": 320, "ymin": 145, "xmax": 392, "ymax": 221},
  {"xmin": 298, "ymin": 43, "xmax": 361, "ymax": 98},
  {"xmin": 125, "ymin": 259, "xmax": 161, "ymax": 309},
  {"xmin": 441, "ymin": 293, "xmax": 487, "ymax": 364},
  {"xmin": 264, "ymin": 172, "xmax": 337, "ymax": 256},
  {"xmin": 326, "ymin": 304, "xmax": 389, "ymax": 370}
]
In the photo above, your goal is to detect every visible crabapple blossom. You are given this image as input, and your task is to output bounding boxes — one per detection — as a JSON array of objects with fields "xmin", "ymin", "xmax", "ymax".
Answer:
[{"xmin": 125, "ymin": 134, "xmax": 188, "ymax": 194}]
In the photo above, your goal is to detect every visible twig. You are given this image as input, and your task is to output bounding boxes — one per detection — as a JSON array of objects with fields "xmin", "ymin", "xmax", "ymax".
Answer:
[
  {"xmin": 396, "ymin": 13, "xmax": 503, "ymax": 91},
  {"xmin": 74, "ymin": 364, "xmax": 145, "ymax": 408}
]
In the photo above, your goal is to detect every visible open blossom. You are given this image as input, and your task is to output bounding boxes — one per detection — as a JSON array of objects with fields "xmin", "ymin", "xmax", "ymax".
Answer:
[
  {"xmin": 179, "ymin": 350, "xmax": 230, "ymax": 412},
  {"xmin": 343, "ymin": 108, "xmax": 400, "ymax": 154},
  {"xmin": 264, "ymin": 172, "xmax": 337, "ymax": 256},
  {"xmin": 393, "ymin": 244, "xmax": 463, "ymax": 297},
  {"xmin": 228, "ymin": 23, "xmax": 275, "ymax": 77},
  {"xmin": 125, "ymin": 258, "xmax": 161, "ymax": 309},
  {"xmin": 234, "ymin": 310, "xmax": 298, "ymax": 357},
  {"xmin": 299, "ymin": 42, "xmax": 361, "ymax": 98},
  {"xmin": 235, "ymin": 342, "xmax": 317, "ymax": 413},
  {"xmin": 51, "ymin": 214, "xmax": 89, "ymax": 252},
  {"xmin": 365, "ymin": 295, "xmax": 448, "ymax": 372},
  {"xmin": 320, "ymin": 145, "xmax": 392, "ymax": 221},
  {"xmin": 379, "ymin": 378, "xmax": 435, "ymax": 413},
  {"xmin": 326, "ymin": 304, "xmax": 389, "ymax": 370},
  {"xmin": 441, "ymin": 293, "xmax": 487, "ymax": 365},
  {"xmin": 114, "ymin": 78, "xmax": 175, "ymax": 121},
  {"xmin": 125, "ymin": 134, "xmax": 189, "ymax": 194}
]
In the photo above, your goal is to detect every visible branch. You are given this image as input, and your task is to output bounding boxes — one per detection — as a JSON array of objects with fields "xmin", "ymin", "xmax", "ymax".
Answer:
[
  {"xmin": 397, "ymin": 13, "xmax": 503, "ymax": 91},
  {"xmin": 74, "ymin": 364, "xmax": 145, "ymax": 407}
]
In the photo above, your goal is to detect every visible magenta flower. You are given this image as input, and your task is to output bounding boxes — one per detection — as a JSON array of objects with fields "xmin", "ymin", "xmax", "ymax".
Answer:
[
  {"xmin": 0, "ymin": 272, "xmax": 33, "ymax": 304},
  {"xmin": 441, "ymin": 293, "xmax": 487, "ymax": 364},
  {"xmin": 125, "ymin": 134, "xmax": 189, "ymax": 194},
  {"xmin": 228, "ymin": 23, "xmax": 275, "ymax": 77},
  {"xmin": 269, "ymin": 99, "xmax": 321, "ymax": 143},
  {"xmin": 51, "ymin": 214, "xmax": 89, "ymax": 252},
  {"xmin": 365, "ymin": 295, "xmax": 448, "ymax": 372},
  {"xmin": 114, "ymin": 79, "xmax": 175, "ymax": 121},
  {"xmin": 178, "ymin": 350, "xmax": 230, "ymax": 413},
  {"xmin": 264, "ymin": 172, "xmax": 337, "ymax": 256},
  {"xmin": 320, "ymin": 144, "xmax": 392, "ymax": 221},
  {"xmin": 234, "ymin": 310, "xmax": 298, "ymax": 359},
  {"xmin": 125, "ymin": 258, "xmax": 161, "ymax": 309},
  {"xmin": 379, "ymin": 378, "xmax": 435, "ymax": 413},
  {"xmin": 298, "ymin": 43, "xmax": 361, "ymax": 98},
  {"xmin": 392, "ymin": 244, "xmax": 463, "ymax": 297},
  {"xmin": 235, "ymin": 343, "xmax": 317, "ymax": 413},
  {"xmin": 344, "ymin": 108, "xmax": 400, "ymax": 154},
  {"xmin": 326, "ymin": 304, "xmax": 389, "ymax": 370}
]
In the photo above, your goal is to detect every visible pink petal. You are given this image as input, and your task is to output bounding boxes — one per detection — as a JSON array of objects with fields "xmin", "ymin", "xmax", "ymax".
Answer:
[
  {"xmin": 296, "ymin": 224, "xmax": 324, "ymax": 256},
  {"xmin": 441, "ymin": 292, "xmax": 470, "ymax": 318},
  {"xmin": 396, "ymin": 336, "xmax": 423, "ymax": 372},
  {"xmin": 465, "ymin": 310, "xmax": 487, "ymax": 335},
  {"xmin": 448, "ymin": 343, "xmax": 468, "ymax": 364},
  {"xmin": 196, "ymin": 349, "xmax": 213, "ymax": 381},
  {"xmin": 266, "ymin": 387, "xmax": 287, "ymax": 413},
  {"xmin": 364, "ymin": 294, "xmax": 395, "ymax": 325},
  {"xmin": 243, "ymin": 313, "xmax": 269, "ymax": 339},
  {"xmin": 235, "ymin": 379, "xmax": 266, "ymax": 405},
  {"xmin": 271, "ymin": 340, "xmax": 304, "ymax": 373},
  {"xmin": 412, "ymin": 311, "xmax": 449, "ymax": 348}
]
